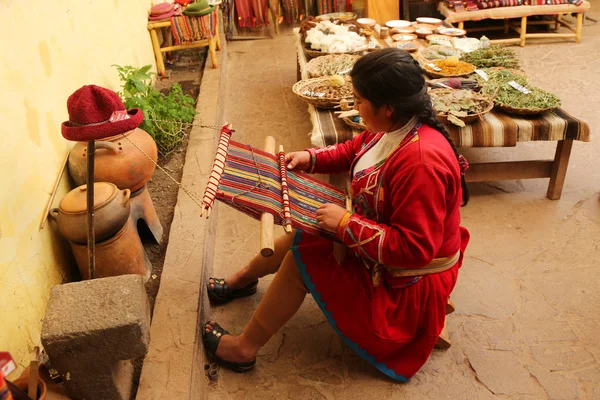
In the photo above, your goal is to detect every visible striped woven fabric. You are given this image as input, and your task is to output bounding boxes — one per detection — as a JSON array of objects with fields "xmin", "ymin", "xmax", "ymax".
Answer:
[
  {"xmin": 282, "ymin": 0, "xmax": 305, "ymax": 23},
  {"xmin": 316, "ymin": 0, "xmax": 352, "ymax": 14},
  {"xmin": 170, "ymin": 10, "xmax": 218, "ymax": 45},
  {"xmin": 235, "ymin": 0, "xmax": 270, "ymax": 28},
  {"xmin": 216, "ymin": 141, "xmax": 346, "ymax": 238},
  {"xmin": 311, "ymin": 106, "xmax": 589, "ymax": 148}
]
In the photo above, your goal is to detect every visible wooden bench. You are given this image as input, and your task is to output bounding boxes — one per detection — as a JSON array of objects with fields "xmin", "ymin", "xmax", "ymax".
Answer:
[
  {"xmin": 147, "ymin": 7, "xmax": 221, "ymax": 77},
  {"xmin": 438, "ymin": 1, "xmax": 591, "ymax": 46}
]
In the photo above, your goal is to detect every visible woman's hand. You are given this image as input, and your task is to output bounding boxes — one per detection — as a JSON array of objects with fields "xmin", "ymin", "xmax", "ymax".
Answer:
[
  {"xmin": 316, "ymin": 203, "xmax": 348, "ymax": 233},
  {"xmin": 285, "ymin": 151, "xmax": 311, "ymax": 171}
]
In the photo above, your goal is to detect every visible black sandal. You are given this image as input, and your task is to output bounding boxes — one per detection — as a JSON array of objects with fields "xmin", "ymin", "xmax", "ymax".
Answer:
[
  {"xmin": 202, "ymin": 321, "xmax": 256, "ymax": 373},
  {"xmin": 207, "ymin": 278, "xmax": 258, "ymax": 305}
]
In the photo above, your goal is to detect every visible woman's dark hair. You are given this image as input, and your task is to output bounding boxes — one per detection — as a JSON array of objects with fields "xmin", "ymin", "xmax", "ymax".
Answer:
[{"xmin": 350, "ymin": 48, "xmax": 469, "ymax": 205}]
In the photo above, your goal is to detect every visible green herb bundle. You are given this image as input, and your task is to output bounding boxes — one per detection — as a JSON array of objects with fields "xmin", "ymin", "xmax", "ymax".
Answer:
[
  {"xmin": 461, "ymin": 45, "xmax": 520, "ymax": 69},
  {"xmin": 476, "ymin": 68, "xmax": 561, "ymax": 111},
  {"xmin": 114, "ymin": 65, "xmax": 197, "ymax": 155}
]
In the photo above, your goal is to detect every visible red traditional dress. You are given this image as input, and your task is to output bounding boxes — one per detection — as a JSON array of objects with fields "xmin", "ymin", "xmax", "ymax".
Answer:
[{"xmin": 292, "ymin": 123, "xmax": 470, "ymax": 381}]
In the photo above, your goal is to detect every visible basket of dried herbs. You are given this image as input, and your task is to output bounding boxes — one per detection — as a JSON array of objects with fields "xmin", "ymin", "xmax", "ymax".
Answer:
[
  {"xmin": 292, "ymin": 75, "xmax": 354, "ymax": 109},
  {"xmin": 430, "ymin": 88, "xmax": 494, "ymax": 127},
  {"xmin": 423, "ymin": 57, "xmax": 476, "ymax": 78},
  {"xmin": 305, "ymin": 54, "xmax": 361, "ymax": 78},
  {"xmin": 475, "ymin": 68, "xmax": 560, "ymax": 115},
  {"xmin": 460, "ymin": 45, "xmax": 520, "ymax": 69}
]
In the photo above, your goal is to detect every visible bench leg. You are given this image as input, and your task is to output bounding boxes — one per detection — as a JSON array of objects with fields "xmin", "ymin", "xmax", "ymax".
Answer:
[
  {"xmin": 520, "ymin": 16, "xmax": 527, "ymax": 47},
  {"xmin": 547, "ymin": 139, "xmax": 573, "ymax": 200},
  {"xmin": 576, "ymin": 12, "xmax": 583, "ymax": 43},
  {"xmin": 149, "ymin": 28, "xmax": 166, "ymax": 77},
  {"xmin": 209, "ymin": 37, "xmax": 218, "ymax": 69}
]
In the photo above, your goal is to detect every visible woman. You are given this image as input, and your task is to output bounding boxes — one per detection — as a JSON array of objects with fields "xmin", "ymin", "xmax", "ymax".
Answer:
[{"xmin": 203, "ymin": 48, "xmax": 470, "ymax": 381}]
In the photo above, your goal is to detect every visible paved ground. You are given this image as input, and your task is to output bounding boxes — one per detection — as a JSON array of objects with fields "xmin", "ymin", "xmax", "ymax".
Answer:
[
  {"xmin": 139, "ymin": 7, "xmax": 600, "ymax": 400},
  {"xmin": 205, "ymin": 13, "xmax": 600, "ymax": 400}
]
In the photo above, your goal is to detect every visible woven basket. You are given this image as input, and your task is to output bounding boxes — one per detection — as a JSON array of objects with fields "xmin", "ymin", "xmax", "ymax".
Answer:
[
  {"xmin": 305, "ymin": 54, "xmax": 361, "ymax": 78},
  {"xmin": 303, "ymin": 46, "xmax": 365, "ymax": 59},
  {"xmin": 430, "ymin": 88, "xmax": 494, "ymax": 126},
  {"xmin": 342, "ymin": 117, "xmax": 366, "ymax": 131},
  {"xmin": 495, "ymin": 103, "xmax": 557, "ymax": 116},
  {"xmin": 424, "ymin": 65, "xmax": 476, "ymax": 79},
  {"xmin": 292, "ymin": 77, "xmax": 354, "ymax": 109}
]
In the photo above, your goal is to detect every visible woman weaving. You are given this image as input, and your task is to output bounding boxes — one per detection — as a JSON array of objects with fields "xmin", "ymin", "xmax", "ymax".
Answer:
[{"xmin": 203, "ymin": 48, "xmax": 470, "ymax": 381}]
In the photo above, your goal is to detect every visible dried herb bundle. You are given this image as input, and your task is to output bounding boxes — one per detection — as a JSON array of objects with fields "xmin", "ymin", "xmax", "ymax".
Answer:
[
  {"xmin": 461, "ymin": 45, "xmax": 520, "ymax": 69},
  {"xmin": 430, "ymin": 88, "xmax": 493, "ymax": 127}
]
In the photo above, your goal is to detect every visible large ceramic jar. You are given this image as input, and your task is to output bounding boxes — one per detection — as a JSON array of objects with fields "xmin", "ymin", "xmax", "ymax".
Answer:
[
  {"xmin": 49, "ymin": 182, "xmax": 131, "ymax": 244},
  {"xmin": 67, "ymin": 128, "xmax": 157, "ymax": 192}
]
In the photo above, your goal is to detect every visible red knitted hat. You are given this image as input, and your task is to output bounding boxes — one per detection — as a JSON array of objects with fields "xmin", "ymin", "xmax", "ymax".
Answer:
[
  {"xmin": 150, "ymin": 2, "xmax": 174, "ymax": 15},
  {"xmin": 61, "ymin": 85, "xmax": 144, "ymax": 142}
]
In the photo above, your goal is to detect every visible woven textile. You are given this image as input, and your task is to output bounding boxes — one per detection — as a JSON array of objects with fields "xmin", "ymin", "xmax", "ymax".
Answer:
[
  {"xmin": 235, "ymin": 0, "xmax": 270, "ymax": 28},
  {"xmin": 216, "ymin": 141, "xmax": 346, "ymax": 238},
  {"xmin": 170, "ymin": 10, "xmax": 218, "ymax": 44}
]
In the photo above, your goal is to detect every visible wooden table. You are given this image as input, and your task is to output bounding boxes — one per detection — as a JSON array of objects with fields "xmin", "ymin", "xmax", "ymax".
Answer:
[
  {"xmin": 295, "ymin": 31, "xmax": 590, "ymax": 200},
  {"xmin": 438, "ymin": 1, "xmax": 591, "ymax": 47},
  {"xmin": 148, "ymin": 9, "xmax": 221, "ymax": 77}
]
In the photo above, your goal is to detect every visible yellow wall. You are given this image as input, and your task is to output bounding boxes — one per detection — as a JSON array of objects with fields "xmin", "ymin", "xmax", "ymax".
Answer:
[{"xmin": 0, "ymin": 0, "xmax": 155, "ymax": 377}]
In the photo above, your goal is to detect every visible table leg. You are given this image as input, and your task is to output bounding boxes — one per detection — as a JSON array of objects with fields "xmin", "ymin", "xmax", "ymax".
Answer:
[
  {"xmin": 520, "ymin": 16, "xmax": 527, "ymax": 47},
  {"xmin": 458, "ymin": 21, "xmax": 464, "ymax": 30},
  {"xmin": 547, "ymin": 139, "xmax": 573, "ymax": 200},
  {"xmin": 576, "ymin": 12, "xmax": 583, "ymax": 43},
  {"xmin": 149, "ymin": 28, "xmax": 166, "ymax": 77},
  {"xmin": 555, "ymin": 14, "xmax": 560, "ymax": 31},
  {"xmin": 504, "ymin": 18, "xmax": 510, "ymax": 34},
  {"xmin": 215, "ymin": 10, "xmax": 222, "ymax": 51},
  {"xmin": 208, "ymin": 37, "xmax": 218, "ymax": 69}
]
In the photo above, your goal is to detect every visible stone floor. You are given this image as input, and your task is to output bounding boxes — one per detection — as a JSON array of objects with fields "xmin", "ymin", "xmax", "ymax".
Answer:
[{"xmin": 140, "ymin": 6, "xmax": 600, "ymax": 400}]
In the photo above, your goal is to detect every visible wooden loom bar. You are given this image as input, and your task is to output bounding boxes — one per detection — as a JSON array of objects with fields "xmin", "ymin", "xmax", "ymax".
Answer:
[
  {"xmin": 278, "ymin": 145, "xmax": 293, "ymax": 233},
  {"xmin": 260, "ymin": 136, "xmax": 276, "ymax": 257},
  {"xmin": 201, "ymin": 124, "xmax": 234, "ymax": 218}
]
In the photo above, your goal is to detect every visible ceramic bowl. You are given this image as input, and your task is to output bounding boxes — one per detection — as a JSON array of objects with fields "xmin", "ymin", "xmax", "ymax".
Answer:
[
  {"xmin": 392, "ymin": 33, "xmax": 417, "ymax": 42},
  {"xmin": 438, "ymin": 27, "xmax": 467, "ymax": 37},
  {"xmin": 395, "ymin": 41, "xmax": 419, "ymax": 52},
  {"xmin": 385, "ymin": 20, "xmax": 412, "ymax": 29},
  {"xmin": 416, "ymin": 17, "xmax": 443, "ymax": 26},
  {"xmin": 356, "ymin": 18, "xmax": 376, "ymax": 28},
  {"xmin": 415, "ymin": 28, "xmax": 433, "ymax": 38},
  {"xmin": 413, "ymin": 23, "xmax": 438, "ymax": 31},
  {"xmin": 393, "ymin": 26, "xmax": 416, "ymax": 34}
]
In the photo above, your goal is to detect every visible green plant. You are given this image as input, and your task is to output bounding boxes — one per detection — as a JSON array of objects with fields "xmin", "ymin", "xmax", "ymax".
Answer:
[{"xmin": 113, "ymin": 64, "xmax": 197, "ymax": 155}]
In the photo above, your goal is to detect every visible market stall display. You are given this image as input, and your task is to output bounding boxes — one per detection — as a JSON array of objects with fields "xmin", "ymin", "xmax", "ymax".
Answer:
[
  {"xmin": 303, "ymin": 20, "xmax": 368, "ymax": 56},
  {"xmin": 424, "ymin": 57, "xmax": 476, "ymax": 78}
]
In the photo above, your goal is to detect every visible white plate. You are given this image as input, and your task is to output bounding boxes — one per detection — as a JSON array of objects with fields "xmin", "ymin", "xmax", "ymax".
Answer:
[
  {"xmin": 357, "ymin": 18, "xmax": 376, "ymax": 28},
  {"xmin": 416, "ymin": 17, "xmax": 442, "ymax": 26},
  {"xmin": 385, "ymin": 20, "xmax": 412, "ymax": 29},
  {"xmin": 438, "ymin": 27, "xmax": 467, "ymax": 37}
]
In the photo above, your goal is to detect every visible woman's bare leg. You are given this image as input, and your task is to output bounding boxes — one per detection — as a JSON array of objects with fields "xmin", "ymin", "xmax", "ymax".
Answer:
[
  {"xmin": 205, "ymin": 249, "xmax": 307, "ymax": 362},
  {"xmin": 209, "ymin": 231, "xmax": 295, "ymax": 290}
]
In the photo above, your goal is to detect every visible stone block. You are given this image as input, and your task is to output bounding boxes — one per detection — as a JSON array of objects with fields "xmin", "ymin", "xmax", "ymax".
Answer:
[{"xmin": 41, "ymin": 275, "xmax": 150, "ymax": 400}]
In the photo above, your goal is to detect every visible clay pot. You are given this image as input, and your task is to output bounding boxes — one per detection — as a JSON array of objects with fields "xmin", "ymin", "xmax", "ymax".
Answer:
[
  {"xmin": 67, "ymin": 128, "xmax": 158, "ymax": 191},
  {"xmin": 70, "ymin": 218, "xmax": 151, "ymax": 281},
  {"xmin": 49, "ymin": 183, "xmax": 131, "ymax": 244},
  {"xmin": 10, "ymin": 376, "xmax": 47, "ymax": 400}
]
